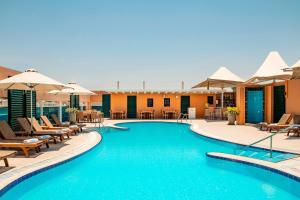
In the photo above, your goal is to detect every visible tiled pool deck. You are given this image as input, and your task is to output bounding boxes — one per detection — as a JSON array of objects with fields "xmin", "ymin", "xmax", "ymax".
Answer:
[{"xmin": 1, "ymin": 119, "xmax": 300, "ymax": 193}]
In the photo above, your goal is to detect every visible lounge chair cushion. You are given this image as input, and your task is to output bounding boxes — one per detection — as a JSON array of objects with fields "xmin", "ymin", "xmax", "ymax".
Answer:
[{"xmin": 23, "ymin": 138, "xmax": 39, "ymax": 144}]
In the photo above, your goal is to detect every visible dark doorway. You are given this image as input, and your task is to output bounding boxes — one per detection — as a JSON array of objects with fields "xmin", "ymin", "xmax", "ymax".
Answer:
[
  {"xmin": 180, "ymin": 96, "xmax": 190, "ymax": 114},
  {"xmin": 102, "ymin": 94, "xmax": 111, "ymax": 118},
  {"xmin": 273, "ymin": 86, "xmax": 285, "ymax": 123},
  {"xmin": 127, "ymin": 96, "xmax": 137, "ymax": 118}
]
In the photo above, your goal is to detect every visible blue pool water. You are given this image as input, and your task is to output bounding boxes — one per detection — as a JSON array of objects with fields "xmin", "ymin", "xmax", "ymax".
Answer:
[{"xmin": 1, "ymin": 122, "xmax": 300, "ymax": 199}]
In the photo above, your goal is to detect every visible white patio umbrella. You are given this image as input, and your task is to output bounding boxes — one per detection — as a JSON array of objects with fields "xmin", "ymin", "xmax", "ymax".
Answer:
[
  {"xmin": 245, "ymin": 51, "xmax": 292, "ymax": 84},
  {"xmin": 49, "ymin": 82, "xmax": 95, "ymax": 121},
  {"xmin": 192, "ymin": 66, "xmax": 244, "ymax": 107},
  {"xmin": 0, "ymin": 68, "xmax": 67, "ymax": 133}
]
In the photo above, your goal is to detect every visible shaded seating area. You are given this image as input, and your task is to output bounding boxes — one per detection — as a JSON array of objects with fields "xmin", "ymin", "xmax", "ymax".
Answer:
[
  {"xmin": 204, "ymin": 107, "xmax": 227, "ymax": 120},
  {"xmin": 77, "ymin": 110, "xmax": 104, "ymax": 122}
]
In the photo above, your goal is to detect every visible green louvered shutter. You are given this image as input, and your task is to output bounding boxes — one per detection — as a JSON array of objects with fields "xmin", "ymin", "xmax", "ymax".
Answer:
[
  {"xmin": 24, "ymin": 90, "xmax": 37, "ymax": 119},
  {"xmin": 8, "ymin": 90, "xmax": 25, "ymax": 130},
  {"xmin": 70, "ymin": 95, "xmax": 80, "ymax": 109}
]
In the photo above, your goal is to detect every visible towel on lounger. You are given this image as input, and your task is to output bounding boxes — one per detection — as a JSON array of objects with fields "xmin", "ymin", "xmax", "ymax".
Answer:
[
  {"xmin": 62, "ymin": 122, "xmax": 70, "ymax": 126},
  {"xmin": 38, "ymin": 135, "xmax": 52, "ymax": 140},
  {"xmin": 23, "ymin": 138, "xmax": 39, "ymax": 144},
  {"xmin": 69, "ymin": 125, "xmax": 78, "ymax": 129}
]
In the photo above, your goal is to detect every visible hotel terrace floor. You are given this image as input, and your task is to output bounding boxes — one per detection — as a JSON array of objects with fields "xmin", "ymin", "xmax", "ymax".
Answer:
[{"xmin": 0, "ymin": 120, "xmax": 300, "ymax": 190}]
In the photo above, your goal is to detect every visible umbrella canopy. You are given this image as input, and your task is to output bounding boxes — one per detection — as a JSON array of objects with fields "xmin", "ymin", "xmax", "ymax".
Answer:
[
  {"xmin": 0, "ymin": 68, "xmax": 66, "ymax": 91},
  {"xmin": 192, "ymin": 66, "xmax": 244, "ymax": 89},
  {"xmin": 0, "ymin": 68, "xmax": 68, "ymax": 133},
  {"xmin": 49, "ymin": 82, "xmax": 95, "ymax": 95},
  {"xmin": 245, "ymin": 51, "xmax": 291, "ymax": 84}
]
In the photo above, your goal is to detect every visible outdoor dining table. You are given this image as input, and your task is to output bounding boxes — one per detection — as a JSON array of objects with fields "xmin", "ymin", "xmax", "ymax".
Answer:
[
  {"xmin": 163, "ymin": 110, "xmax": 177, "ymax": 119},
  {"xmin": 139, "ymin": 111, "xmax": 154, "ymax": 119},
  {"xmin": 111, "ymin": 111, "xmax": 126, "ymax": 119}
]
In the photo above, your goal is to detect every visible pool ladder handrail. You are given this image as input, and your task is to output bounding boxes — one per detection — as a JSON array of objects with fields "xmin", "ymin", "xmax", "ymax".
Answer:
[
  {"xmin": 235, "ymin": 132, "xmax": 279, "ymax": 158},
  {"xmin": 177, "ymin": 113, "xmax": 189, "ymax": 123}
]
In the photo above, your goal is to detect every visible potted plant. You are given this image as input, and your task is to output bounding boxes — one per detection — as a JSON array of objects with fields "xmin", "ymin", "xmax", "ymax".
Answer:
[
  {"xmin": 226, "ymin": 107, "xmax": 239, "ymax": 125},
  {"xmin": 66, "ymin": 107, "xmax": 79, "ymax": 124}
]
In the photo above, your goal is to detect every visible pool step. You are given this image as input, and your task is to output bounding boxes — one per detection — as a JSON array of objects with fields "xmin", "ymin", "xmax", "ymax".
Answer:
[{"xmin": 235, "ymin": 148, "xmax": 297, "ymax": 163}]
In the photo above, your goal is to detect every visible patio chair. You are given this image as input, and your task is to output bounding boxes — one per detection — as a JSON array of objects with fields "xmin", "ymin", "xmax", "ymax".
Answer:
[
  {"xmin": 214, "ymin": 108, "xmax": 223, "ymax": 120},
  {"xmin": 40, "ymin": 116, "xmax": 79, "ymax": 134},
  {"xmin": 258, "ymin": 113, "xmax": 292, "ymax": 131},
  {"xmin": 0, "ymin": 120, "xmax": 51, "ymax": 148},
  {"xmin": 51, "ymin": 114, "xmax": 86, "ymax": 132},
  {"xmin": 17, "ymin": 118, "xmax": 68, "ymax": 142},
  {"xmin": 0, "ymin": 150, "xmax": 16, "ymax": 167},
  {"xmin": 76, "ymin": 112, "xmax": 85, "ymax": 123}
]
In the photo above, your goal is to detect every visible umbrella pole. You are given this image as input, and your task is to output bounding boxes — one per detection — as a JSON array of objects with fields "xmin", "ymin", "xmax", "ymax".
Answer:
[{"xmin": 221, "ymin": 89, "xmax": 224, "ymax": 108}]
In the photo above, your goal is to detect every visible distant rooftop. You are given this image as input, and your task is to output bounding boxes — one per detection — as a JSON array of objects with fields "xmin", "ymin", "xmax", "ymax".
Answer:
[{"xmin": 107, "ymin": 87, "xmax": 233, "ymax": 94}]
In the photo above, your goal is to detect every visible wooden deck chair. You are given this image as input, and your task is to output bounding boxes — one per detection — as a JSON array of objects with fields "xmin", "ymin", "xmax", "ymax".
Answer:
[
  {"xmin": 51, "ymin": 114, "xmax": 86, "ymax": 132},
  {"xmin": 267, "ymin": 114, "xmax": 293, "ymax": 132},
  {"xmin": 258, "ymin": 114, "xmax": 292, "ymax": 131},
  {"xmin": 0, "ymin": 140, "xmax": 43, "ymax": 157},
  {"xmin": 40, "ymin": 116, "xmax": 79, "ymax": 134},
  {"xmin": 0, "ymin": 150, "xmax": 16, "ymax": 167},
  {"xmin": 0, "ymin": 120, "xmax": 50, "ymax": 148},
  {"xmin": 17, "ymin": 118, "xmax": 68, "ymax": 142}
]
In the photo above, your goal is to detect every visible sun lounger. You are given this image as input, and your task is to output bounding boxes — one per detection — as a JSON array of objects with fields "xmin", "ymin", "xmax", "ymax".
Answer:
[
  {"xmin": 285, "ymin": 125, "xmax": 300, "ymax": 137},
  {"xmin": 258, "ymin": 114, "xmax": 292, "ymax": 131},
  {"xmin": 0, "ymin": 150, "xmax": 16, "ymax": 167},
  {"xmin": 0, "ymin": 120, "xmax": 52, "ymax": 148},
  {"xmin": 51, "ymin": 114, "xmax": 86, "ymax": 132},
  {"xmin": 40, "ymin": 116, "xmax": 79, "ymax": 134},
  {"xmin": 0, "ymin": 139, "xmax": 43, "ymax": 157},
  {"xmin": 17, "ymin": 118, "xmax": 69, "ymax": 142}
]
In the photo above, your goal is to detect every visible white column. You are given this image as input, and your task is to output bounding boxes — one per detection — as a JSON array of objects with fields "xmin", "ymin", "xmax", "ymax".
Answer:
[{"xmin": 59, "ymin": 101, "xmax": 63, "ymax": 122}]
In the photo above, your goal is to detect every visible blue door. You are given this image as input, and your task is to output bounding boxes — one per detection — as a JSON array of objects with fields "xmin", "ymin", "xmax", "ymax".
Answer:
[{"xmin": 246, "ymin": 88, "xmax": 264, "ymax": 123}]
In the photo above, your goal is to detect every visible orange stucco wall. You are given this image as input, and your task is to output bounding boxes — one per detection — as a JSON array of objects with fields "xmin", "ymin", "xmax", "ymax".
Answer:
[
  {"xmin": 286, "ymin": 79, "xmax": 300, "ymax": 115},
  {"xmin": 110, "ymin": 93, "xmax": 216, "ymax": 118},
  {"xmin": 236, "ymin": 85, "xmax": 245, "ymax": 125}
]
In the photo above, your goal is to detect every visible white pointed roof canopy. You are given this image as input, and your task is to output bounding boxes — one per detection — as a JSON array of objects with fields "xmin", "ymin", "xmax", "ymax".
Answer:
[
  {"xmin": 290, "ymin": 60, "xmax": 300, "ymax": 79},
  {"xmin": 49, "ymin": 82, "xmax": 95, "ymax": 96},
  {"xmin": 192, "ymin": 66, "xmax": 244, "ymax": 89},
  {"xmin": 246, "ymin": 51, "xmax": 292, "ymax": 84},
  {"xmin": 291, "ymin": 60, "xmax": 300, "ymax": 69},
  {"xmin": 0, "ymin": 68, "xmax": 67, "ymax": 91}
]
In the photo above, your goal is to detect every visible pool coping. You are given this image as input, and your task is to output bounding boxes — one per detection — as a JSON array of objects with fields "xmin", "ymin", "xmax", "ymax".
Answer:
[
  {"xmin": 206, "ymin": 152, "xmax": 300, "ymax": 182},
  {"xmin": 0, "ymin": 130, "xmax": 102, "ymax": 197}
]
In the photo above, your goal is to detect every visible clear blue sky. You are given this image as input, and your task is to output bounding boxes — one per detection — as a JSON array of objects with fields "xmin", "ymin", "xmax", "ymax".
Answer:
[{"xmin": 0, "ymin": 0, "xmax": 299, "ymax": 90}]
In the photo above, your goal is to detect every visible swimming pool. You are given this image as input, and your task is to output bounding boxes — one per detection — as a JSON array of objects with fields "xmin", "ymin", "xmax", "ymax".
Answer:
[{"xmin": 1, "ymin": 122, "xmax": 300, "ymax": 199}]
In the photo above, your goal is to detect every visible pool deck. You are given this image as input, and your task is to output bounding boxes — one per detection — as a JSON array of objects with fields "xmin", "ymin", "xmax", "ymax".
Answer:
[
  {"xmin": 1, "ymin": 119, "xmax": 300, "ymax": 193},
  {"xmin": 103, "ymin": 119, "xmax": 300, "ymax": 179},
  {"xmin": 0, "ymin": 129, "xmax": 101, "ymax": 192}
]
